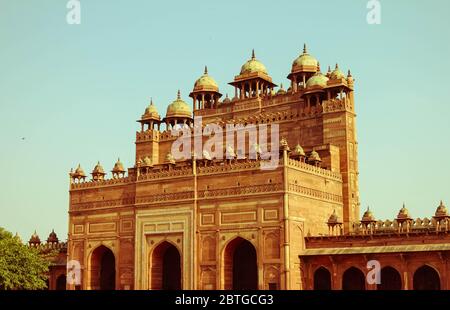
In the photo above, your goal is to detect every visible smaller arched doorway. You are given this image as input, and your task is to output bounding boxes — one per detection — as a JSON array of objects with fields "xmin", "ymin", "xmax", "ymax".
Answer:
[
  {"xmin": 90, "ymin": 245, "xmax": 116, "ymax": 290},
  {"xmin": 413, "ymin": 265, "xmax": 440, "ymax": 290},
  {"xmin": 223, "ymin": 237, "xmax": 258, "ymax": 290},
  {"xmin": 56, "ymin": 274, "xmax": 66, "ymax": 290},
  {"xmin": 313, "ymin": 267, "xmax": 332, "ymax": 290},
  {"xmin": 150, "ymin": 241, "xmax": 181, "ymax": 290},
  {"xmin": 342, "ymin": 267, "xmax": 366, "ymax": 290},
  {"xmin": 377, "ymin": 267, "xmax": 402, "ymax": 290}
]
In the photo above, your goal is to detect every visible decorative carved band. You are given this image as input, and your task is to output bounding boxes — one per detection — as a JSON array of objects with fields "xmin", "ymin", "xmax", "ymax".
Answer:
[{"xmin": 288, "ymin": 183, "xmax": 343, "ymax": 203}]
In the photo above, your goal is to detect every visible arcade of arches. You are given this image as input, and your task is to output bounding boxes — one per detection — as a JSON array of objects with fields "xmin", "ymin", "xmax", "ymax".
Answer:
[{"xmin": 306, "ymin": 262, "xmax": 444, "ymax": 290}]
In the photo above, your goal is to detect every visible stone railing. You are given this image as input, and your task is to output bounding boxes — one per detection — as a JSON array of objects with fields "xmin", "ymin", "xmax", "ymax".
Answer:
[
  {"xmin": 136, "ymin": 130, "xmax": 160, "ymax": 142},
  {"xmin": 71, "ymin": 176, "xmax": 132, "ymax": 190},
  {"xmin": 351, "ymin": 217, "xmax": 449, "ymax": 234},
  {"xmin": 197, "ymin": 160, "xmax": 268, "ymax": 175},
  {"xmin": 322, "ymin": 98, "xmax": 353, "ymax": 113},
  {"xmin": 288, "ymin": 183, "xmax": 343, "ymax": 203},
  {"xmin": 287, "ymin": 158, "xmax": 342, "ymax": 181},
  {"xmin": 138, "ymin": 166, "xmax": 193, "ymax": 180}
]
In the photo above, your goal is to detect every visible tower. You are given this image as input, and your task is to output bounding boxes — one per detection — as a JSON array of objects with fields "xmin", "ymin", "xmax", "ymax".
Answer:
[
  {"xmin": 136, "ymin": 99, "xmax": 161, "ymax": 164},
  {"xmin": 319, "ymin": 67, "xmax": 359, "ymax": 232}
]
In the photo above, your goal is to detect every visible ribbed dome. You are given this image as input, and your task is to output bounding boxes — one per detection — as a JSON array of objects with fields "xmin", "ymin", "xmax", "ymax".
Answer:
[
  {"xmin": 112, "ymin": 158, "xmax": 125, "ymax": 173},
  {"xmin": 435, "ymin": 200, "xmax": 448, "ymax": 217},
  {"xmin": 92, "ymin": 161, "xmax": 105, "ymax": 175},
  {"xmin": 166, "ymin": 90, "xmax": 192, "ymax": 118},
  {"xmin": 47, "ymin": 229, "xmax": 58, "ymax": 243},
  {"xmin": 397, "ymin": 204, "xmax": 411, "ymax": 219},
  {"xmin": 330, "ymin": 64, "xmax": 345, "ymax": 80},
  {"xmin": 193, "ymin": 66, "xmax": 219, "ymax": 92},
  {"xmin": 222, "ymin": 94, "xmax": 231, "ymax": 104},
  {"xmin": 29, "ymin": 230, "xmax": 41, "ymax": 244},
  {"xmin": 142, "ymin": 99, "xmax": 160, "ymax": 120},
  {"xmin": 292, "ymin": 144, "xmax": 306, "ymax": 157},
  {"xmin": 73, "ymin": 164, "xmax": 86, "ymax": 178},
  {"xmin": 308, "ymin": 150, "xmax": 321, "ymax": 161},
  {"xmin": 240, "ymin": 50, "xmax": 268, "ymax": 75},
  {"xmin": 362, "ymin": 207, "xmax": 375, "ymax": 222},
  {"xmin": 328, "ymin": 210, "xmax": 341, "ymax": 224},
  {"xmin": 277, "ymin": 83, "xmax": 286, "ymax": 95},
  {"xmin": 292, "ymin": 44, "xmax": 318, "ymax": 69},
  {"xmin": 306, "ymin": 69, "xmax": 329, "ymax": 89}
]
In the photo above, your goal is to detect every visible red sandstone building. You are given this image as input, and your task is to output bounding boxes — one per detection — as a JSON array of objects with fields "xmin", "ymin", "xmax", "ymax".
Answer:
[{"xmin": 61, "ymin": 46, "xmax": 449, "ymax": 290}]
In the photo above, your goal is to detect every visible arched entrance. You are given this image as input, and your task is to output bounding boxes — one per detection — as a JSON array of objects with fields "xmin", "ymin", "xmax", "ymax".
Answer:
[
  {"xmin": 90, "ymin": 245, "xmax": 116, "ymax": 290},
  {"xmin": 224, "ymin": 237, "xmax": 258, "ymax": 290},
  {"xmin": 342, "ymin": 267, "xmax": 366, "ymax": 290},
  {"xmin": 314, "ymin": 267, "xmax": 332, "ymax": 290},
  {"xmin": 56, "ymin": 274, "xmax": 66, "ymax": 290},
  {"xmin": 151, "ymin": 241, "xmax": 181, "ymax": 290},
  {"xmin": 377, "ymin": 266, "xmax": 402, "ymax": 290},
  {"xmin": 413, "ymin": 265, "xmax": 440, "ymax": 290}
]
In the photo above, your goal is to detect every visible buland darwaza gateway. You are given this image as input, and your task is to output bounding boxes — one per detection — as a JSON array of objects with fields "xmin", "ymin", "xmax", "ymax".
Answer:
[{"xmin": 67, "ymin": 46, "xmax": 450, "ymax": 290}]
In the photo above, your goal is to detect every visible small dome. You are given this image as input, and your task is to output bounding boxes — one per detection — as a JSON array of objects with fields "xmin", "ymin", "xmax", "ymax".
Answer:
[
  {"xmin": 292, "ymin": 44, "xmax": 318, "ymax": 69},
  {"xmin": 29, "ymin": 230, "xmax": 41, "ymax": 244},
  {"xmin": 306, "ymin": 66, "xmax": 329, "ymax": 89},
  {"xmin": 112, "ymin": 158, "xmax": 126, "ymax": 173},
  {"xmin": 73, "ymin": 164, "xmax": 86, "ymax": 178},
  {"xmin": 397, "ymin": 203, "xmax": 411, "ymax": 219},
  {"xmin": 240, "ymin": 50, "xmax": 268, "ymax": 75},
  {"xmin": 308, "ymin": 150, "xmax": 321, "ymax": 162},
  {"xmin": 292, "ymin": 144, "xmax": 306, "ymax": 157},
  {"xmin": 277, "ymin": 83, "xmax": 286, "ymax": 95},
  {"xmin": 279, "ymin": 137, "xmax": 289, "ymax": 150},
  {"xmin": 92, "ymin": 161, "xmax": 105, "ymax": 175},
  {"xmin": 330, "ymin": 64, "xmax": 345, "ymax": 80},
  {"xmin": 435, "ymin": 200, "xmax": 448, "ymax": 217},
  {"xmin": 142, "ymin": 99, "xmax": 160, "ymax": 120},
  {"xmin": 166, "ymin": 90, "xmax": 192, "ymax": 118},
  {"xmin": 193, "ymin": 66, "xmax": 219, "ymax": 92},
  {"xmin": 362, "ymin": 207, "xmax": 375, "ymax": 222},
  {"xmin": 222, "ymin": 94, "xmax": 231, "ymax": 104},
  {"xmin": 328, "ymin": 210, "xmax": 341, "ymax": 224},
  {"xmin": 47, "ymin": 229, "xmax": 58, "ymax": 243},
  {"xmin": 166, "ymin": 152, "xmax": 175, "ymax": 164},
  {"xmin": 142, "ymin": 156, "xmax": 152, "ymax": 167}
]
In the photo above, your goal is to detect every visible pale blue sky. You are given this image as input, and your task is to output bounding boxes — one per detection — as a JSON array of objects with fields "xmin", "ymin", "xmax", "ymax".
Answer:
[{"xmin": 0, "ymin": 0, "xmax": 449, "ymax": 242}]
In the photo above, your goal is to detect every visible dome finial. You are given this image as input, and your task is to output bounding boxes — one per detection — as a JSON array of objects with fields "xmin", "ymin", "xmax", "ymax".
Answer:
[
  {"xmin": 347, "ymin": 70, "xmax": 352, "ymax": 77},
  {"xmin": 336, "ymin": 63, "xmax": 339, "ymax": 69},
  {"xmin": 204, "ymin": 65, "xmax": 208, "ymax": 75},
  {"xmin": 177, "ymin": 89, "xmax": 181, "ymax": 99},
  {"xmin": 251, "ymin": 49, "xmax": 255, "ymax": 60},
  {"xmin": 327, "ymin": 65, "xmax": 331, "ymax": 73},
  {"xmin": 317, "ymin": 62, "xmax": 321, "ymax": 72},
  {"xmin": 303, "ymin": 43, "xmax": 307, "ymax": 54}
]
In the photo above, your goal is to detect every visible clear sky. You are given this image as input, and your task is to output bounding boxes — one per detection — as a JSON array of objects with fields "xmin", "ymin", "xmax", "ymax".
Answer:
[{"xmin": 0, "ymin": 0, "xmax": 449, "ymax": 242}]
